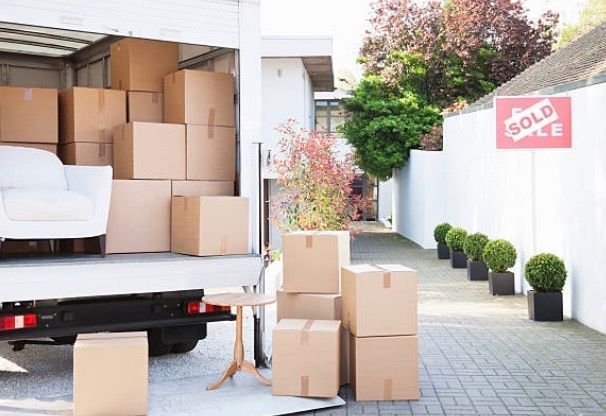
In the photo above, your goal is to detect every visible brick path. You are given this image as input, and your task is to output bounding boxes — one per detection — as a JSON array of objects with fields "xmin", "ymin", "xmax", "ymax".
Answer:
[{"xmin": 310, "ymin": 229, "xmax": 606, "ymax": 416}]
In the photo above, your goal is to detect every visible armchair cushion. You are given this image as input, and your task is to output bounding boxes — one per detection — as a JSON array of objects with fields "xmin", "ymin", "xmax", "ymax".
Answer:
[
  {"xmin": 0, "ymin": 146, "xmax": 67, "ymax": 190},
  {"xmin": 2, "ymin": 188, "xmax": 94, "ymax": 221}
]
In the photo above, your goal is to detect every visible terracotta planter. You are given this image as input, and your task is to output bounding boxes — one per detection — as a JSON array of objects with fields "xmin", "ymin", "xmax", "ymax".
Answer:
[
  {"xmin": 467, "ymin": 260, "xmax": 488, "ymax": 281},
  {"xmin": 489, "ymin": 271, "xmax": 514, "ymax": 295},
  {"xmin": 528, "ymin": 290, "xmax": 563, "ymax": 321},
  {"xmin": 450, "ymin": 250, "xmax": 467, "ymax": 268},
  {"xmin": 437, "ymin": 243, "xmax": 450, "ymax": 259}
]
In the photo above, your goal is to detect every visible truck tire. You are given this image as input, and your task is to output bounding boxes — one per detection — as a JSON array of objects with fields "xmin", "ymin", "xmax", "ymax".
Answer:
[
  {"xmin": 171, "ymin": 340, "xmax": 199, "ymax": 354},
  {"xmin": 147, "ymin": 329, "xmax": 172, "ymax": 357}
]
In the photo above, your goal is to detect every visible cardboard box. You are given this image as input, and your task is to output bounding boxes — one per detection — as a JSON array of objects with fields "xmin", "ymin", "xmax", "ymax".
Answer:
[
  {"xmin": 164, "ymin": 69, "xmax": 235, "ymax": 126},
  {"xmin": 186, "ymin": 125, "xmax": 236, "ymax": 181},
  {"xmin": 0, "ymin": 142, "xmax": 57, "ymax": 155},
  {"xmin": 350, "ymin": 335, "xmax": 419, "ymax": 401},
  {"xmin": 171, "ymin": 196, "xmax": 248, "ymax": 256},
  {"xmin": 282, "ymin": 231, "xmax": 350, "ymax": 294},
  {"xmin": 61, "ymin": 143, "xmax": 113, "ymax": 166},
  {"xmin": 74, "ymin": 332, "xmax": 148, "ymax": 416},
  {"xmin": 276, "ymin": 291, "xmax": 350, "ymax": 385},
  {"xmin": 106, "ymin": 180, "xmax": 171, "ymax": 254},
  {"xmin": 0, "ymin": 86, "xmax": 58, "ymax": 143},
  {"xmin": 272, "ymin": 319, "xmax": 340, "ymax": 398},
  {"xmin": 59, "ymin": 87, "xmax": 126, "ymax": 144},
  {"xmin": 128, "ymin": 91, "xmax": 163, "ymax": 122},
  {"xmin": 171, "ymin": 180, "xmax": 234, "ymax": 197},
  {"xmin": 113, "ymin": 122, "xmax": 185, "ymax": 180},
  {"xmin": 111, "ymin": 38, "xmax": 178, "ymax": 92},
  {"xmin": 341, "ymin": 264, "xmax": 417, "ymax": 337}
]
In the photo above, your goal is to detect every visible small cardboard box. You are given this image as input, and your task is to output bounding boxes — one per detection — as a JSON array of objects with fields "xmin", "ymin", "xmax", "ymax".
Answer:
[
  {"xmin": 0, "ymin": 86, "xmax": 58, "ymax": 143},
  {"xmin": 61, "ymin": 143, "xmax": 113, "ymax": 166},
  {"xmin": 0, "ymin": 142, "xmax": 57, "ymax": 155},
  {"xmin": 171, "ymin": 196, "xmax": 249, "ymax": 256},
  {"xmin": 111, "ymin": 38, "xmax": 178, "ymax": 92},
  {"xmin": 113, "ymin": 122, "xmax": 185, "ymax": 180},
  {"xmin": 59, "ymin": 87, "xmax": 126, "ymax": 144},
  {"xmin": 106, "ymin": 180, "xmax": 172, "ymax": 254},
  {"xmin": 74, "ymin": 332, "xmax": 148, "ymax": 416},
  {"xmin": 276, "ymin": 291, "xmax": 350, "ymax": 385},
  {"xmin": 341, "ymin": 264, "xmax": 417, "ymax": 337},
  {"xmin": 282, "ymin": 231, "xmax": 350, "ymax": 294},
  {"xmin": 164, "ymin": 69, "xmax": 235, "ymax": 126},
  {"xmin": 350, "ymin": 335, "xmax": 419, "ymax": 401},
  {"xmin": 127, "ymin": 91, "xmax": 163, "ymax": 122},
  {"xmin": 272, "ymin": 319, "xmax": 340, "ymax": 398},
  {"xmin": 186, "ymin": 125, "xmax": 236, "ymax": 181},
  {"xmin": 171, "ymin": 180, "xmax": 234, "ymax": 197}
]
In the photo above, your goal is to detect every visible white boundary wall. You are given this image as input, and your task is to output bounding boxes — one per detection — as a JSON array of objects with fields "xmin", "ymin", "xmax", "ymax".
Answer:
[{"xmin": 394, "ymin": 81, "xmax": 606, "ymax": 334}]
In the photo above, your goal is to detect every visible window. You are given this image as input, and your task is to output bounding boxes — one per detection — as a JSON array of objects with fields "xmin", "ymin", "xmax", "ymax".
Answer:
[{"xmin": 315, "ymin": 99, "xmax": 346, "ymax": 134}]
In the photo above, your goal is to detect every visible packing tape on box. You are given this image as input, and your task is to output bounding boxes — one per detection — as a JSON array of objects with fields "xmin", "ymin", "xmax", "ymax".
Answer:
[
  {"xmin": 375, "ymin": 265, "xmax": 392, "ymax": 288},
  {"xmin": 98, "ymin": 91, "xmax": 106, "ymax": 141},
  {"xmin": 300, "ymin": 375, "xmax": 310, "ymax": 396},
  {"xmin": 23, "ymin": 88, "xmax": 33, "ymax": 101},
  {"xmin": 383, "ymin": 378, "xmax": 393, "ymax": 400},
  {"xmin": 208, "ymin": 108, "xmax": 216, "ymax": 138},
  {"xmin": 219, "ymin": 235, "xmax": 228, "ymax": 255},
  {"xmin": 98, "ymin": 143, "xmax": 106, "ymax": 157},
  {"xmin": 299, "ymin": 319, "xmax": 314, "ymax": 346},
  {"xmin": 151, "ymin": 93, "xmax": 160, "ymax": 104},
  {"xmin": 305, "ymin": 235, "xmax": 313, "ymax": 248}
]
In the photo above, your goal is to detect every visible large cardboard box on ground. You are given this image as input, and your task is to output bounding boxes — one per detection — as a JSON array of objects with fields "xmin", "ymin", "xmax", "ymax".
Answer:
[
  {"xmin": 272, "ymin": 319, "xmax": 340, "ymax": 398},
  {"xmin": 171, "ymin": 196, "xmax": 248, "ymax": 256},
  {"xmin": 164, "ymin": 69, "xmax": 235, "ymax": 126},
  {"xmin": 127, "ymin": 91, "xmax": 163, "ymax": 122},
  {"xmin": 107, "ymin": 180, "xmax": 171, "ymax": 254},
  {"xmin": 171, "ymin": 180, "xmax": 234, "ymax": 197},
  {"xmin": 276, "ymin": 291, "xmax": 350, "ymax": 385},
  {"xmin": 350, "ymin": 335, "xmax": 419, "ymax": 401},
  {"xmin": 111, "ymin": 38, "xmax": 178, "ymax": 92},
  {"xmin": 0, "ymin": 86, "xmax": 58, "ymax": 143},
  {"xmin": 113, "ymin": 122, "xmax": 185, "ymax": 180},
  {"xmin": 282, "ymin": 231, "xmax": 350, "ymax": 294},
  {"xmin": 61, "ymin": 143, "xmax": 113, "ymax": 166},
  {"xmin": 0, "ymin": 142, "xmax": 57, "ymax": 155},
  {"xmin": 59, "ymin": 87, "xmax": 126, "ymax": 144},
  {"xmin": 341, "ymin": 264, "xmax": 417, "ymax": 337},
  {"xmin": 73, "ymin": 332, "xmax": 148, "ymax": 416},
  {"xmin": 186, "ymin": 125, "xmax": 236, "ymax": 181}
]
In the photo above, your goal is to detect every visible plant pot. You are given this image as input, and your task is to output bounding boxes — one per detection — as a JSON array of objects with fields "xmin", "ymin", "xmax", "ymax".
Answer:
[
  {"xmin": 489, "ymin": 271, "xmax": 514, "ymax": 295},
  {"xmin": 527, "ymin": 290, "xmax": 563, "ymax": 321},
  {"xmin": 437, "ymin": 243, "xmax": 450, "ymax": 259},
  {"xmin": 450, "ymin": 250, "xmax": 467, "ymax": 268},
  {"xmin": 467, "ymin": 260, "xmax": 488, "ymax": 281}
]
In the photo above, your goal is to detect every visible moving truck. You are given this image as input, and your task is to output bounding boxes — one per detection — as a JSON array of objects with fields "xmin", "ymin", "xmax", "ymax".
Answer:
[{"xmin": 0, "ymin": 1, "xmax": 267, "ymax": 360}]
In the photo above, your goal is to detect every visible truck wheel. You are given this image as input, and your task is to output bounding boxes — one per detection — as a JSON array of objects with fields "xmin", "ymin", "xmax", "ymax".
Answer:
[
  {"xmin": 147, "ymin": 329, "xmax": 172, "ymax": 357},
  {"xmin": 171, "ymin": 340, "xmax": 199, "ymax": 354}
]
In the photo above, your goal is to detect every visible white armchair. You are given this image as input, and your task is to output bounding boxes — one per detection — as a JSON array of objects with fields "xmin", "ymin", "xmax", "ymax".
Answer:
[{"xmin": 0, "ymin": 146, "xmax": 112, "ymax": 256}]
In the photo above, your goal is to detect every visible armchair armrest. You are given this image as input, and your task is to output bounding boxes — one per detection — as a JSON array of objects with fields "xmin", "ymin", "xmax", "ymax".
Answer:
[{"xmin": 64, "ymin": 165, "xmax": 113, "ymax": 226}]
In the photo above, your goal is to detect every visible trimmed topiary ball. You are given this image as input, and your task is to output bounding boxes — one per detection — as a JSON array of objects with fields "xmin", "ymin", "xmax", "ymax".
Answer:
[
  {"xmin": 525, "ymin": 253, "xmax": 567, "ymax": 292},
  {"xmin": 433, "ymin": 223, "xmax": 452, "ymax": 245},
  {"xmin": 445, "ymin": 227, "xmax": 467, "ymax": 251},
  {"xmin": 483, "ymin": 239, "xmax": 516, "ymax": 273},
  {"xmin": 464, "ymin": 233, "xmax": 489, "ymax": 262}
]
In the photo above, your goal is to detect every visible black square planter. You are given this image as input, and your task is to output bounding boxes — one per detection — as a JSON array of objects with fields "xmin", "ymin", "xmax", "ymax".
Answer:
[
  {"xmin": 489, "ymin": 271, "xmax": 515, "ymax": 295},
  {"xmin": 450, "ymin": 250, "xmax": 467, "ymax": 268},
  {"xmin": 528, "ymin": 290, "xmax": 563, "ymax": 321},
  {"xmin": 467, "ymin": 260, "xmax": 488, "ymax": 281},
  {"xmin": 437, "ymin": 243, "xmax": 450, "ymax": 259}
]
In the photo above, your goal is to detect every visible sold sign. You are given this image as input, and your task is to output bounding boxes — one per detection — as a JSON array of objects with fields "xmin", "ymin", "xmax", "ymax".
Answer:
[{"xmin": 495, "ymin": 96, "xmax": 571, "ymax": 149}]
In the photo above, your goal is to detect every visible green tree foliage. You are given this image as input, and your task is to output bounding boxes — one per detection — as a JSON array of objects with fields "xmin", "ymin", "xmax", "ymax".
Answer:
[
  {"xmin": 559, "ymin": 0, "xmax": 606, "ymax": 48},
  {"xmin": 525, "ymin": 253, "xmax": 567, "ymax": 292}
]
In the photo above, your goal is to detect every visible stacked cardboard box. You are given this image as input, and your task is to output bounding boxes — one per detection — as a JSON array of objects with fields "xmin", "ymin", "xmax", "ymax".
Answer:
[{"xmin": 342, "ymin": 264, "xmax": 419, "ymax": 401}]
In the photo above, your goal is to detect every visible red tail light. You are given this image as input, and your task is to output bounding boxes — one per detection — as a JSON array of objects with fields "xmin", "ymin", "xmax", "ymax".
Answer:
[
  {"xmin": 0, "ymin": 314, "xmax": 37, "ymax": 331},
  {"xmin": 186, "ymin": 301, "xmax": 231, "ymax": 315}
]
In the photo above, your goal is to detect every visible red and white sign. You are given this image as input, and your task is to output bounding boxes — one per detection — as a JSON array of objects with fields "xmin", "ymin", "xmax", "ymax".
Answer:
[{"xmin": 495, "ymin": 96, "xmax": 572, "ymax": 149}]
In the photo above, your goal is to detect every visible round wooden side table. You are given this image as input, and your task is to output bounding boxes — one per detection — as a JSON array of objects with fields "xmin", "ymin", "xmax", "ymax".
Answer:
[{"xmin": 202, "ymin": 292, "xmax": 276, "ymax": 391}]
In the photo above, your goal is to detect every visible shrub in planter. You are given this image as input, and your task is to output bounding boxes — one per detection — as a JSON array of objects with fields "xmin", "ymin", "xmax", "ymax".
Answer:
[
  {"xmin": 463, "ymin": 233, "xmax": 489, "ymax": 281},
  {"xmin": 433, "ymin": 223, "xmax": 452, "ymax": 260},
  {"xmin": 445, "ymin": 227, "xmax": 468, "ymax": 269},
  {"xmin": 483, "ymin": 239, "xmax": 517, "ymax": 295},
  {"xmin": 525, "ymin": 253, "xmax": 567, "ymax": 321}
]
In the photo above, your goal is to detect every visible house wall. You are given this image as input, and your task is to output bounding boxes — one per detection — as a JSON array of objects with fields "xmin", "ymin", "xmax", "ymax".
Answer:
[{"xmin": 393, "ymin": 81, "xmax": 606, "ymax": 334}]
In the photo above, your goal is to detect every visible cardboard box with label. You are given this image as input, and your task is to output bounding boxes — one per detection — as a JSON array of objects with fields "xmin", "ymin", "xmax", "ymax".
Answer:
[
  {"xmin": 276, "ymin": 291, "xmax": 350, "ymax": 385},
  {"xmin": 113, "ymin": 122, "xmax": 185, "ymax": 180},
  {"xmin": 127, "ymin": 91, "xmax": 163, "ymax": 122},
  {"xmin": 61, "ymin": 143, "xmax": 113, "ymax": 166},
  {"xmin": 350, "ymin": 335, "xmax": 419, "ymax": 401},
  {"xmin": 282, "ymin": 231, "xmax": 350, "ymax": 294},
  {"xmin": 171, "ymin": 180, "xmax": 234, "ymax": 197},
  {"xmin": 111, "ymin": 38, "xmax": 178, "ymax": 92},
  {"xmin": 341, "ymin": 264, "xmax": 417, "ymax": 337},
  {"xmin": 171, "ymin": 196, "xmax": 248, "ymax": 256},
  {"xmin": 0, "ymin": 86, "xmax": 58, "ymax": 143},
  {"xmin": 164, "ymin": 69, "xmax": 235, "ymax": 126},
  {"xmin": 272, "ymin": 319, "xmax": 340, "ymax": 398},
  {"xmin": 186, "ymin": 125, "xmax": 236, "ymax": 181},
  {"xmin": 0, "ymin": 142, "xmax": 57, "ymax": 155},
  {"xmin": 59, "ymin": 87, "xmax": 126, "ymax": 144},
  {"xmin": 74, "ymin": 332, "xmax": 148, "ymax": 416},
  {"xmin": 106, "ymin": 180, "xmax": 171, "ymax": 254}
]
